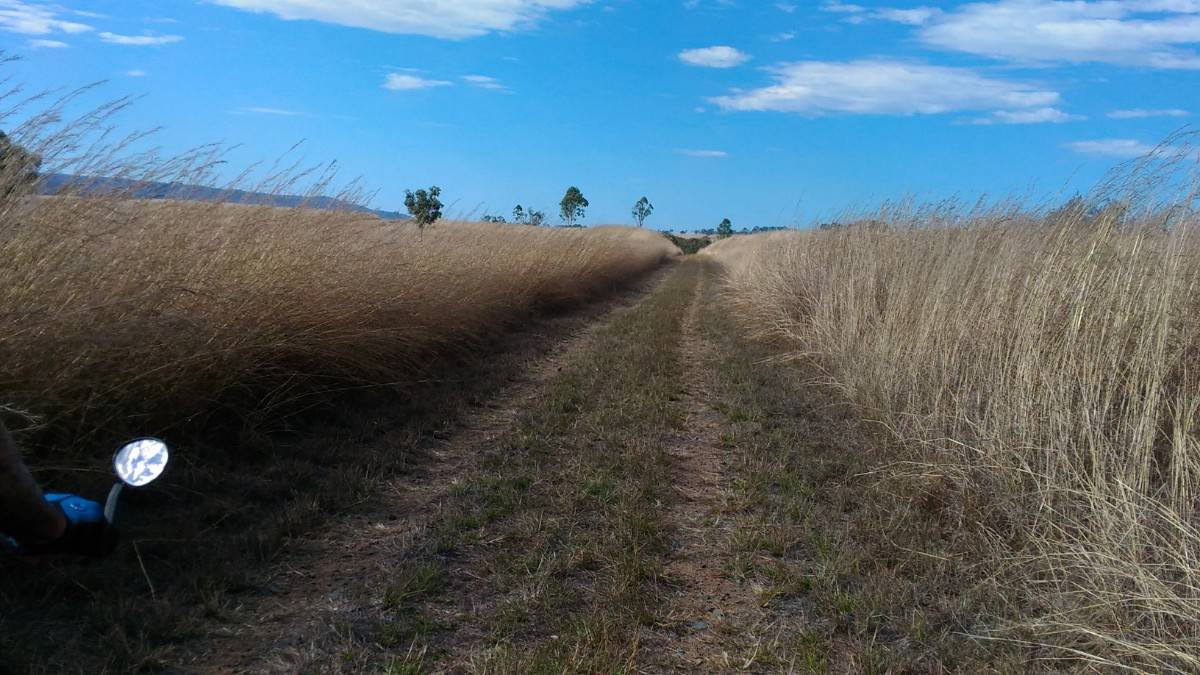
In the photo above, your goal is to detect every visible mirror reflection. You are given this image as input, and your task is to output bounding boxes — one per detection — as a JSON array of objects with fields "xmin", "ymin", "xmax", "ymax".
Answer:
[{"xmin": 113, "ymin": 438, "xmax": 170, "ymax": 487}]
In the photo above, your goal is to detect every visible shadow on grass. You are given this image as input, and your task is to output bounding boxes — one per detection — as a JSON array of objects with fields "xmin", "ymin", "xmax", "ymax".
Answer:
[{"xmin": 0, "ymin": 264, "xmax": 672, "ymax": 675}]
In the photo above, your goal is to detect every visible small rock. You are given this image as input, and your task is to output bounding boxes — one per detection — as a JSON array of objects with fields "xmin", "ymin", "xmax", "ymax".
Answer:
[{"xmin": 691, "ymin": 620, "xmax": 710, "ymax": 631}]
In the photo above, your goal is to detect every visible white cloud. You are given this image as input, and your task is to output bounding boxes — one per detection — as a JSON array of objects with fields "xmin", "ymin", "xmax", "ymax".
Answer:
[
  {"xmin": 126, "ymin": 69, "xmax": 147, "ymax": 77},
  {"xmin": 28, "ymin": 38, "xmax": 68, "ymax": 48},
  {"xmin": 820, "ymin": 1, "xmax": 940, "ymax": 25},
  {"xmin": 710, "ymin": 60, "xmax": 1061, "ymax": 118},
  {"xmin": 972, "ymin": 107, "xmax": 1084, "ymax": 124},
  {"xmin": 238, "ymin": 106, "xmax": 304, "ymax": 116},
  {"xmin": 211, "ymin": 0, "xmax": 587, "ymax": 39},
  {"xmin": 679, "ymin": 46, "xmax": 751, "ymax": 68},
  {"xmin": 769, "ymin": 31, "xmax": 796, "ymax": 42},
  {"xmin": 383, "ymin": 73, "xmax": 453, "ymax": 90},
  {"xmin": 1108, "ymin": 108, "xmax": 1190, "ymax": 119},
  {"xmin": 873, "ymin": 7, "xmax": 941, "ymax": 25},
  {"xmin": 919, "ymin": 0, "xmax": 1200, "ymax": 69},
  {"xmin": 677, "ymin": 149, "xmax": 728, "ymax": 157},
  {"xmin": 1065, "ymin": 139, "xmax": 1156, "ymax": 158},
  {"xmin": 821, "ymin": 1, "xmax": 866, "ymax": 13},
  {"xmin": 99, "ymin": 32, "xmax": 183, "ymax": 45},
  {"xmin": 462, "ymin": 74, "xmax": 510, "ymax": 91},
  {"xmin": 0, "ymin": 0, "xmax": 91, "ymax": 35}
]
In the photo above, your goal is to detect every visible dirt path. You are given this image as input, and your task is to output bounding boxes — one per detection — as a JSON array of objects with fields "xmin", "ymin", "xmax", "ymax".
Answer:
[
  {"xmin": 641, "ymin": 260, "xmax": 768, "ymax": 672},
  {"xmin": 183, "ymin": 259, "xmax": 899, "ymax": 673},
  {"xmin": 185, "ymin": 270, "xmax": 674, "ymax": 673}
]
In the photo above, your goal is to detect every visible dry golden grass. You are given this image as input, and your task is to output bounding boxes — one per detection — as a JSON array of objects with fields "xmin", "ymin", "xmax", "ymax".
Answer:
[
  {"xmin": 0, "ymin": 192, "xmax": 676, "ymax": 449},
  {"xmin": 707, "ymin": 181, "xmax": 1200, "ymax": 670}
]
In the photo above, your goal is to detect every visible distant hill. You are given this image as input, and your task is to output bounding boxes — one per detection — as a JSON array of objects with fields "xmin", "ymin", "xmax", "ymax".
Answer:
[{"xmin": 37, "ymin": 173, "xmax": 409, "ymax": 221}]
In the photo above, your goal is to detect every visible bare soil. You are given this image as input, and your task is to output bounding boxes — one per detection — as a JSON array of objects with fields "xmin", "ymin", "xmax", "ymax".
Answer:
[{"xmin": 638, "ymin": 262, "xmax": 767, "ymax": 672}]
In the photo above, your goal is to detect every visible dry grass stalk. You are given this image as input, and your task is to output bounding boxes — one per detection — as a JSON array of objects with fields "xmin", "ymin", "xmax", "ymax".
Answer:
[{"xmin": 705, "ymin": 148, "xmax": 1200, "ymax": 671}]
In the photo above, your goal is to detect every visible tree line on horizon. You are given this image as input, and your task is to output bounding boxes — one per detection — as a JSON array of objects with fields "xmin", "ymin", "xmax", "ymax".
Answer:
[{"xmin": 406, "ymin": 183, "xmax": 775, "ymax": 238}]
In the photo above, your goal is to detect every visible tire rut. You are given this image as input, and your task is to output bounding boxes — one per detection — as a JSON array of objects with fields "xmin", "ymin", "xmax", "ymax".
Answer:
[{"xmin": 641, "ymin": 260, "xmax": 767, "ymax": 672}]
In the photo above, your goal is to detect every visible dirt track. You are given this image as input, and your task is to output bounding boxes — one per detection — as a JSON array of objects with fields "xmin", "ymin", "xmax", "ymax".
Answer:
[{"xmin": 179, "ymin": 258, "xmax": 877, "ymax": 673}]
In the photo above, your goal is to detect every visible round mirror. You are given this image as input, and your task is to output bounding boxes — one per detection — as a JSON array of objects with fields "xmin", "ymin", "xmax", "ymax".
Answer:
[{"xmin": 113, "ymin": 438, "xmax": 170, "ymax": 487}]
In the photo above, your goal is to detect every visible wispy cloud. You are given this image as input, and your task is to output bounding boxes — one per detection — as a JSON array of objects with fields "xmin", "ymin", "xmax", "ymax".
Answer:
[
  {"xmin": 918, "ymin": 0, "xmax": 1200, "ymax": 69},
  {"xmin": 1108, "ymin": 108, "xmax": 1190, "ymax": 119},
  {"xmin": 972, "ymin": 107, "xmax": 1085, "ymax": 125},
  {"xmin": 462, "ymin": 74, "xmax": 511, "ymax": 92},
  {"xmin": 28, "ymin": 38, "xmax": 68, "ymax": 48},
  {"xmin": 99, "ymin": 31, "xmax": 183, "ymax": 45},
  {"xmin": 126, "ymin": 69, "xmax": 147, "ymax": 77},
  {"xmin": 711, "ymin": 60, "xmax": 1060, "ymax": 119},
  {"xmin": 383, "ymin": 73, "xmax": 453, "ymax": 91},
  {"xmin": 211, "ymin": 0, "xmax": 588, "ymax": 39},
  {"xmin": 677, "ymin": 149, "xmax": 728, "ymax": 158},
  {"xmin": 237, "ymin": 106, "xmax": 305, "ymax": 116},
  {"xmin": 679, "ymin": 46, "xmax": 751, "ymax": 68},
  {"xmin": 821, "ymin": 1, "xmax": 941, "ymax": 25},
  {"xmin": 1065, "ymin": 139, "xmax": 1155, "ymax": 158},
  {"xmin": 0, "ymin": 0, "xmax": 91, "ymax": 35},
  {"xmin": 821, "ymin": 2, "xmax": 865, "ymax": 13}
]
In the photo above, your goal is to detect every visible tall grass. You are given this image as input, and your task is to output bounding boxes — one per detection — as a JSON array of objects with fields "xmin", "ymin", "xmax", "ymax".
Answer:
[
  {"xmin": 0, "ymin": 71, "xmax": 677, "ymax": 453},
  {"xmin": 707, "ymin": 155, "xmax": 1200, "ymax": 670}
]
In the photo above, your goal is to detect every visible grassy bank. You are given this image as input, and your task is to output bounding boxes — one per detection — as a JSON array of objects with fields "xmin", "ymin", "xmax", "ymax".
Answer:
[
  {"xmin": 0, "ymin": 195, "xmax": 677, "ymax": 452},
  {"xmin": 706, "ymin": 199, "xmax": 1200, "ymax": 669}
]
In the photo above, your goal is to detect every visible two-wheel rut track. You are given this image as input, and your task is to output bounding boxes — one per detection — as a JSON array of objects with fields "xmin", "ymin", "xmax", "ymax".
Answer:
[
  {"xmin": 641, "ymin": 259, "xmax": 768, "ymax": 672},
  {"xmin": 191, "ymin": 260, "xmax": 781, "ymax": 673}
]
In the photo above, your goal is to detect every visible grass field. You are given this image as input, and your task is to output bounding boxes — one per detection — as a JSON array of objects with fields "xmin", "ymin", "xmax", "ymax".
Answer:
[
  {"xmin": 0, "ymin": 195, "xmax": 676, "ymax": 452},
  {"xmin": 706, "ymin": 191, "xmax": 1200, "ymax": 670},
  {"xmin": 0, "ymin": 191, "xmax": 679, "ymax": 673}
]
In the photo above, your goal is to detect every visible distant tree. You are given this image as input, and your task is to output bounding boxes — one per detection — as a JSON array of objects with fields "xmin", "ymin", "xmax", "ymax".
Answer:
[
  {"xmin": 717, "ymin": 218, "xmax": 733, "ymax": 239},
  {"xmin": 404, "ymin": 185, "xmax": 443, "ymax": 229},
  {"xmin": 0, "ymin": 131, "xmax": 41, "ymax": 201},
  {"xmin": 632, "ymin": 196, "xmax": 654, "ymax": 228},
  {"xmin": 513, "ymin": 204, "xmax": 527, "ymax": 224},
  {"xmin": 527, "ymin": 209, "xmax": 546, "ymax": 227},
  {"xmin": 482, "ymin": 214, "xmax": 507, "ymax": 223},
  {"xmin": 559, "ymin": 186, "xmax": 589, "ymax": 227}
]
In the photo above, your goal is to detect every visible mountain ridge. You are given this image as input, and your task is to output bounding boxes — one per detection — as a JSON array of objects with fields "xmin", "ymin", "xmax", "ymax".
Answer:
[{"xmin": 38, "ymin": 173, "xmax": 409, "ymax": 221}]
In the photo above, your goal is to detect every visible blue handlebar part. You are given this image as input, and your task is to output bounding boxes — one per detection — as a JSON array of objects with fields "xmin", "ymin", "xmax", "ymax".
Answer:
[{"xmin": 43, "ymin": 494, "xmax": 105, "ymax": 527}]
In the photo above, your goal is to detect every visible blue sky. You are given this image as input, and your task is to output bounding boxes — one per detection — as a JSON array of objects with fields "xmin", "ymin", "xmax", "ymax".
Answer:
[{"xmin": 2, "ymin": 0, "xmax": 1198, "ymax": 229}]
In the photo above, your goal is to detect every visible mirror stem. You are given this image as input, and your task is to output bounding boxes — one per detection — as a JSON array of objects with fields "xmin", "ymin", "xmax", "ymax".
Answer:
[{"xmin": 103, "ymin": 483, "xmax": 124, "ymax": 524}]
